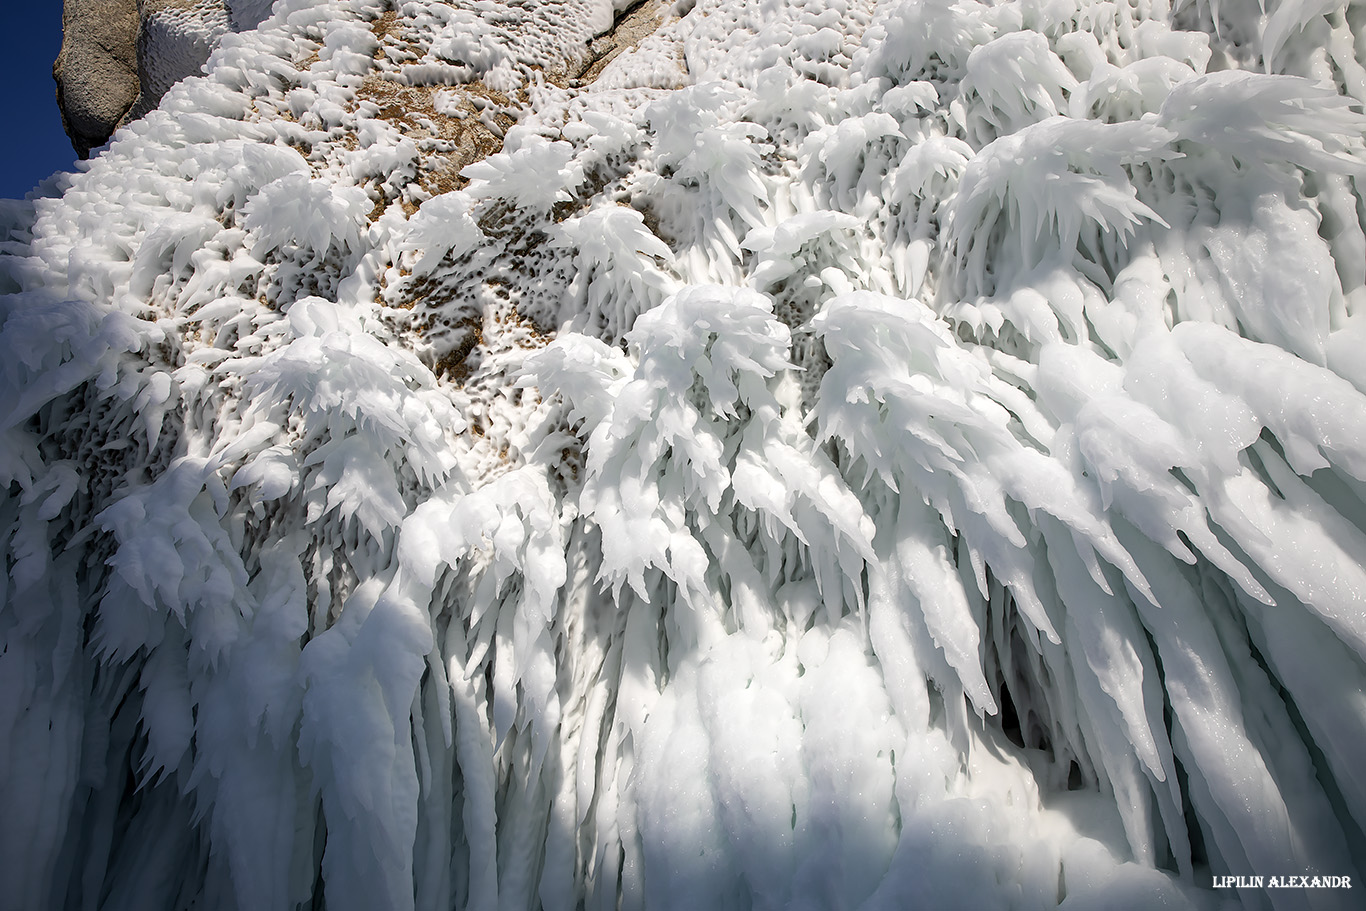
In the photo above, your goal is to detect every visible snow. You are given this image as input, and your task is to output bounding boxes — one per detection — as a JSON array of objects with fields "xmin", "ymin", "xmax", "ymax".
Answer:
[{"xmin": 3, "ymin": 0, "xmax": 1366, "ymax": 906}]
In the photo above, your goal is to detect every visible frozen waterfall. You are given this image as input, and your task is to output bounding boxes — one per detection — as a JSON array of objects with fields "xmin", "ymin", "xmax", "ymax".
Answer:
[{"xmin": 4, "ymin": 0, "xmax": 1366, "ymax": 907}]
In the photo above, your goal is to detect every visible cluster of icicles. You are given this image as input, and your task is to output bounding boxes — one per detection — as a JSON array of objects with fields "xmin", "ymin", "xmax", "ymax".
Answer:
[{"xmin": 4, "ymin": 0, "xmax": 1366, "ymax": 907}]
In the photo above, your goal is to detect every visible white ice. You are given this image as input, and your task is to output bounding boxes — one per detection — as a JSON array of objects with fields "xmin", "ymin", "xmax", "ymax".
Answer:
[{"xmin": 3, "ymin": 0, "xmax": 1366, "ymax": 907}]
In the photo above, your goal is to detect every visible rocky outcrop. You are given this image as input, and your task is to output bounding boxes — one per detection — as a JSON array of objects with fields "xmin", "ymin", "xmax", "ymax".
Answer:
[
  {"xmin": 53, "ymin": 0, "xmax": 141, "ymax": 159},
  {"xmin": 53, "ymin": 0, "xmax": 652, "ymax": 160},
  {"xmin": 55, "ymin": 0, "xmax": 271, "ymax": 158}
]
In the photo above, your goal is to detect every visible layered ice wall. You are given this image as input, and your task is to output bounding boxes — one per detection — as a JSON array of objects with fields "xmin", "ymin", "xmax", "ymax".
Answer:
[{"xmin": 7, "ymin": 0, "xmax": 1366, "ymax": 908}]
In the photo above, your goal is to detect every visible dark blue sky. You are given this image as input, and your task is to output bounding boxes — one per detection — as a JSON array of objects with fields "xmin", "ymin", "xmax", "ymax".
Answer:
[{"xmin": 2, "ymin": 4, "xmax": 79, "ymax": 199}]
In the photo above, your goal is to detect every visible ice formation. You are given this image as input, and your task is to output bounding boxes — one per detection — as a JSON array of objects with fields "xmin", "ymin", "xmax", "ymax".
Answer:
[{"xmin": 4, "ymin": 0, "xmax": 1366, "ymax": 908}]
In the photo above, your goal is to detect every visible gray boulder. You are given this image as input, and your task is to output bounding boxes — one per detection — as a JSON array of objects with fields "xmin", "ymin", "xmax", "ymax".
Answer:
[
  {"xmin": 54, "ymin": 0, "xmax": 264, "ymax": 158},
  {"xmin": 53, "ymin": 0, "xmax": 141, "ymax": 159}
]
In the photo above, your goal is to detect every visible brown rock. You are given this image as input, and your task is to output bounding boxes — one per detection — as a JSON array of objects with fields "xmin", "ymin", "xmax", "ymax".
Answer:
[{"xmin": 53, "ymin": 0, "xmax": 142, "ymax": 159}]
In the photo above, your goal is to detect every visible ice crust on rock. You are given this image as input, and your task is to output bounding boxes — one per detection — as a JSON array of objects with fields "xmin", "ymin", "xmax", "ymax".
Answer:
[{"xmin": 6, "ymin": 0, "xmax": 1366, "ymax": 908}]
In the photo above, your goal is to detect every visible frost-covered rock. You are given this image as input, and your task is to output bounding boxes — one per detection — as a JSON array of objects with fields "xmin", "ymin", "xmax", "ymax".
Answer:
[
  {"xmin": 8, "ymin": 0, "xmax": 1366, "ymax": 908},
  {"xmin": 55, "ymin": 0, "xmax": 279, "ymax": 157}
]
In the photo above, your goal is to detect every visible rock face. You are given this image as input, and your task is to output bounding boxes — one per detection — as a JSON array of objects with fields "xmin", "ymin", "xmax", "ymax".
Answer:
[
  {"xmin": 55, "ymin": 0, "xmax": 272, "ymax": 157},
  {"xmin": 53, "ymin": 0, "xmax": 141, "ymax": 158}
]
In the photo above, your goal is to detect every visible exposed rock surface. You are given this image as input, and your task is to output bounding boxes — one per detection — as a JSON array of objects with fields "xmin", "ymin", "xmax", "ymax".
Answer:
[
  {"xmin": 54, "ymin": 0, "xmax": 274, "ymax": 157},
  {"xmin": 53, "ymin": 0, "xmax": 142, "ymax": 158},
  {"xmin": 52, "ymin": 0, "xmax": 643, "ymax": 158}
]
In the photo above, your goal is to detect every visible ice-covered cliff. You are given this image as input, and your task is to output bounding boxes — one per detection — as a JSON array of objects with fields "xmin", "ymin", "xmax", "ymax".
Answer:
[
  {"xmin": 55, "ymin": 0, "xmax": 281, "ymax": 157},
  {"xmin": 7, "ymin": 0, "xmax": 1366, "ymax": 908}
]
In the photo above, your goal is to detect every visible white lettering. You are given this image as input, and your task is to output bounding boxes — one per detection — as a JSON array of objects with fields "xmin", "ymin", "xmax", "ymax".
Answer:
[{"xmin": 1212, "ymin": 874, "xmax": 1353, "ymax": 889}]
